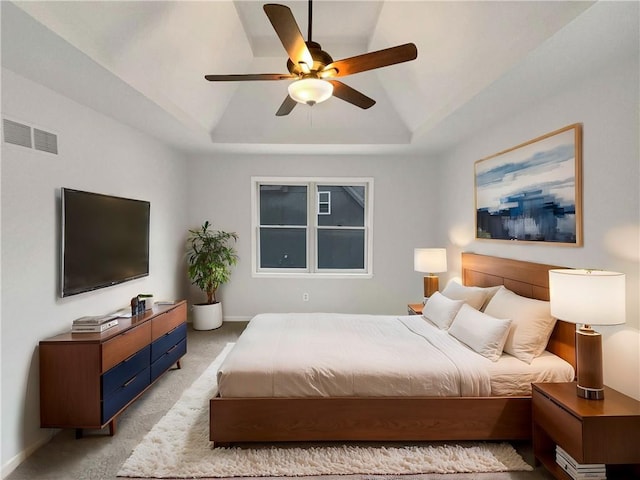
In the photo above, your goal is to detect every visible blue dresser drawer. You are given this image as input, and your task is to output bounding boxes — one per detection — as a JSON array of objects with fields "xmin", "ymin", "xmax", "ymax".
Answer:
[
  {"xmin": 102, "ymin": 366, "xmax": 150, "ymax": 423},
  {"xmin": 151, "ymin": 323, "xmax": 186, "ymax": 363},
  {"xmin": 151, "ymin": 338, "xmax": 186, "ymax": 382},
  {"xmin": 102, "ymin": 345, "xmax": 150, "ymax": 397}
]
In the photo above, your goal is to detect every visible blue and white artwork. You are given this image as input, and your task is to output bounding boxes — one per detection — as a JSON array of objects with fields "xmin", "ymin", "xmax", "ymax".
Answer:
[{"xmin": 475, "ymin": 125, "xmax": 581, "ymax": 245}]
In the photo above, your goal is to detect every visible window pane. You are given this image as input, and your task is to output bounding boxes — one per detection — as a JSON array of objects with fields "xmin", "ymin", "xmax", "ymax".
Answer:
[
  {"xmin": 317, "ymin": 186, "xmax": 364, "ymax": 226},
  {"xmin": 260, "ymin": 185, "xmax": 307, "ymax": 226},
  {"xmin": 260, "ymin": 228, "xmax": 306, "ymax": 268},
  {"xmin": 317, "ymin": 229, "xmax": 364, "ymax": 269}
]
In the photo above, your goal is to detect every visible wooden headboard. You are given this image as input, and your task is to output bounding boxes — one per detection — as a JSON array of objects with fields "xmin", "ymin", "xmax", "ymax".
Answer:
[{"xmin": 461, "ymin": 252, "xmax": 576, "ymax": 371}]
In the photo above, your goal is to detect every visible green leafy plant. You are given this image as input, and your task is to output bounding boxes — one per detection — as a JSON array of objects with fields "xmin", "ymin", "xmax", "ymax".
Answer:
[{"xmin": 186, "ymin": 221, "xmax": 238, "ymax": 305}]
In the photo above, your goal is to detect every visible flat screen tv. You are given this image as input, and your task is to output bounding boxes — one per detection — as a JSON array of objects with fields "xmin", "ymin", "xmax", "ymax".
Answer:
[{"xmin": 61, "ymin": 188, "xmax": 150, "ymax": 297}]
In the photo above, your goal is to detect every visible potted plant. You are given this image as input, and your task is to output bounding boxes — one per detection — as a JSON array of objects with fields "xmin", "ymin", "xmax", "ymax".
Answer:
[{"xmin": 186, "ymin": 221, "xmax": 238, "ymax": 330}]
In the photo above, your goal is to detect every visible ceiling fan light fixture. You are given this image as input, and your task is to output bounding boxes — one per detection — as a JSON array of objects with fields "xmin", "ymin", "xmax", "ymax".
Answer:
[{"xmin": 288, "ymin": 78, "xmax": 333, "ymax": 106}]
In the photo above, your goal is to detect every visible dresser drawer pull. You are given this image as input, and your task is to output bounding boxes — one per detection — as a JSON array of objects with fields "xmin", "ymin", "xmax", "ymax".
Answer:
[
  {"xmin": 122, "ymin": 351, "xmax": 137, "ymax": 363},
  {"xmin": 123, "ymin": 376, "xmax": 137, "ymax": 388},
  {"xmin": 165, "ymin": 345, "xmax": 178, "ymax": 355}
]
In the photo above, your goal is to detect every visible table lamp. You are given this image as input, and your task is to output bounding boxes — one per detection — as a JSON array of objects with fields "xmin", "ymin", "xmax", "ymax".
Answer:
[
  {"xmin": 414, "ymin": 248, "xmax": 447, "ymax": 298},
  {"xmin": 549, "ymin": 269, "xmax": 626, "ymax": 400}
]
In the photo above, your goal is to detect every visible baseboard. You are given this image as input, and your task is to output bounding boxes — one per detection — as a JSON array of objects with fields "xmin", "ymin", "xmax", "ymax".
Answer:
[
  {"xmin": 223, "ymin": 316, "xmax": 252, "ymax": 322},
  {"xmin": 1, "ymin": 429, "xmax": 56, "ymax": 479},
  {"xmin": 186, "ymin": 316, "xmax": 251, "ymax": 324}
]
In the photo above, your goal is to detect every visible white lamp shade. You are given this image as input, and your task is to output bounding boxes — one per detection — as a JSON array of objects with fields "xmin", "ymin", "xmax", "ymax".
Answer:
[
  {"xmin": 549, "ymin": 269, "xmax": 626, "ymax": 326},
  {"xmin": 414, "ymin": 248, "xmax": 447, "ymax": 273},
  {"xmin": 288, "ymin": 78, "xmax": 333, "ymax": 105}
]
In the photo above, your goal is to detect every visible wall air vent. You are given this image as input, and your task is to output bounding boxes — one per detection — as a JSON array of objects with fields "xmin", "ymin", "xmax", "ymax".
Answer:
[
  {"xmin": 34, "ymin": 128, "xmax": 58, "ymax": 154},
  {"xmin": 3, "ymin": 119, "xmax": 32, "ymax": 148}
]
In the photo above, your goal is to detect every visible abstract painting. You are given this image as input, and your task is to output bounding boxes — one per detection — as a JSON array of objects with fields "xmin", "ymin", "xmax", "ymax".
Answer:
[{"xmin": 475, "ymin": 124, "xmax": 582, "ymax": 245}]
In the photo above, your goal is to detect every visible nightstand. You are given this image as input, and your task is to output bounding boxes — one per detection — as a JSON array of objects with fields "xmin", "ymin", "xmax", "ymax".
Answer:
[
  {"xmin": 407, "ymin": 303, "xmax": 423, "ymax": 315},
  {"xmin": 532, "ymin": 382, "xmax": 640, "ymax": 479}
]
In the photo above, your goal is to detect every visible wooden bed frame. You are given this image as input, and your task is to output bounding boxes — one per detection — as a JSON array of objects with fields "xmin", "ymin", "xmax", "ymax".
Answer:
[{"xmin": 209, "ymin": 253, "xmax": 576, "ymax": 445}]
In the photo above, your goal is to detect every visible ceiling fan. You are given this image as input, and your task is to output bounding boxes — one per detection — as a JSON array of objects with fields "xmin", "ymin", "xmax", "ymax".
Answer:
[{"xmin": 204, "ymin": 0, "xmax": 418, "ymax": 116}]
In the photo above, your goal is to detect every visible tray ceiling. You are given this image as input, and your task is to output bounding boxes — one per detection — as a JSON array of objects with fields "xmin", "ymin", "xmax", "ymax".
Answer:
[{"xmin": 2, "ymin": 1, "xmax": 636, "ymax": 155}]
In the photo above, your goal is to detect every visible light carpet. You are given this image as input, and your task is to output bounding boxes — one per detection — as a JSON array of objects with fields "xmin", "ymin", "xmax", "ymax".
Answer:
[{"xmin": 118, "ymin": 343, "xmax": 533, "ymax": 478}]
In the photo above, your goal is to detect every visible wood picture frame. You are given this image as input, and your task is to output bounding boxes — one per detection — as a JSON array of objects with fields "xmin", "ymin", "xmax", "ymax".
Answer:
[{"xmin": 475, "ymin": 124, "xmax": 583, "ymax": 246}]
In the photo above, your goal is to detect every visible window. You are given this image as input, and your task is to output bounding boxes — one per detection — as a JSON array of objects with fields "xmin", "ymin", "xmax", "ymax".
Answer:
[
  {"xmin": 252, "ymin": 177, "xmax": 373, "ymax": 277},
  {"xmin": 317, "ymin": 191, "xmax": 331, "ymax": 215}
]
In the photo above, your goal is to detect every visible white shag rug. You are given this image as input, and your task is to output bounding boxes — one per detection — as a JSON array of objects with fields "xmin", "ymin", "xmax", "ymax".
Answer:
[{"xmin": 118, "ymin": 343, "xmax": 533, "ymax": 478}]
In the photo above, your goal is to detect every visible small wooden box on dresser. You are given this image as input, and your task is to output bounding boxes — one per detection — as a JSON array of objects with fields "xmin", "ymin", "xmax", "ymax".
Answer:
[
  {"xmin": 40, "ymin": 301, "xmax": 187, "ymax": 438},
  {"xmin": 532, "ymin": 382, "xmax": 640, "ymax": 480}
]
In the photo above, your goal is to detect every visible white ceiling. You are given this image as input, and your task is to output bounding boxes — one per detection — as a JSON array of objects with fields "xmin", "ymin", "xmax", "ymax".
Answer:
[{"xmin": 2, "ymin": 1, "xmax": 638, "ymax": 156}]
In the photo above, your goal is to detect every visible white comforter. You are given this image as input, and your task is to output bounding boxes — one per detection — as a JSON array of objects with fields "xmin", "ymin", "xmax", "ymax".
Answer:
[{"xmin": 217, "ymin": 312, "xmax": 496, "ymax": 397}]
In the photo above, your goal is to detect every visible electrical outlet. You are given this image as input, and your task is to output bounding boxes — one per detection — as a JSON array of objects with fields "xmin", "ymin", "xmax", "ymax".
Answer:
[{"xmin": 302, "ymin": 292, "xmax": 309, "ymax": 302}]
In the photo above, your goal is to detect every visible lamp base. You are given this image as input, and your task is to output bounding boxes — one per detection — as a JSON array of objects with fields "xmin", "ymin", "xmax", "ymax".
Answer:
[
  {"xmin": 575, "ymin": 325, "xmax": 605, "ymax": 400},
  {"xmin": 576, "ymin": 384, "xmax": 605, "ymax": 399},
  {"xmin": 423, "ymin": 276, "xmax": 439, "ymax": 298}
]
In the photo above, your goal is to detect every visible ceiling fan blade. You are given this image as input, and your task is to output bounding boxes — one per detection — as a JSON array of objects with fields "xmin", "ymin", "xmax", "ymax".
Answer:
[
  {"xmin": 328, "ymin": 81, "xmax": 375, "ymax": 109},
  {"xmin": 276, "ymin": 95, "xmax": 298, "ymax": 116},
  {"xmin": 205, "ymin": 73, "xmax": 294, "ymax": 81},
  {"xmin": 264, "ymin": 4, "xmax": 314, "ymax": 68},
  {"xmin": 322, "ymin": 43, "xmax": 417, "ymax": 78}
]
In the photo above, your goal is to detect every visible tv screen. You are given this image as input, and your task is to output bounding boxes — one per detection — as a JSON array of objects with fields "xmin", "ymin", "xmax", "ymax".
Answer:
[{"xmin": 61, "ymin": 188, "xmax": 150, "ymax": 297}]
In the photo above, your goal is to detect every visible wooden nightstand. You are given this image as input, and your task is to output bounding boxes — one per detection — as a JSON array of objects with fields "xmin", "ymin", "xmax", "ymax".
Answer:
[
  {"xmin": 532, "ymin": 382, "xmax": 640, "ymax": 479},
  {"xmin": 407, "ymin": 303, "xmax": 423, "ymax": 315}
]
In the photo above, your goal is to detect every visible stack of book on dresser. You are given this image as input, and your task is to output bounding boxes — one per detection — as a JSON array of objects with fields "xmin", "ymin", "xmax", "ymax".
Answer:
[
  {"xmin": 72, "ymin": 315, "xmax": 118, "ymax": 333},
  {"xmin": 556, "ymin": 445, "xmax": 606, "ymax": 480}
]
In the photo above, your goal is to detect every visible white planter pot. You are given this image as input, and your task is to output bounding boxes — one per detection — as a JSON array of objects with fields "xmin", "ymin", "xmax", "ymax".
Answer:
[{"xmin": 192, "ymin": 302, "xmax": 223, "ymax": 330}]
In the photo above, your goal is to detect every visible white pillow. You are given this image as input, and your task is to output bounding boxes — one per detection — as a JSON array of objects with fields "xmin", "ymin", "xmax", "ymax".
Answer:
[
  {"xmin": 478, "ymin": 285, "xmax": 502, "ymax": 311},
  {"xmin": 483, "ymin": 286, "xmax": 557, "ymax": 364},
  {"xmin": 441, "ymin": 281, "xmax": 490, "ymax": 310},
  {"xmin": 448, "ymin": 304, "xmax": 512, "ymax": 362},
  {"xmin": 422, "ymin": 291, "xmax": 465, "ymax": 329}
]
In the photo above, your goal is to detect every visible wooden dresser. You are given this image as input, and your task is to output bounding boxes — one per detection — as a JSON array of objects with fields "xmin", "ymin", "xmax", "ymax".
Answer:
[{"xmin": 40, "ymin": 301, "xmax": 187, "ymax": 437}]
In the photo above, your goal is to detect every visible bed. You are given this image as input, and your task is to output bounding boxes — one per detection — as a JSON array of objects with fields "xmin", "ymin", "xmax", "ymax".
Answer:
[{"xmin": 209, "ymin": 253, "xmax": 577, "ymax": 445}]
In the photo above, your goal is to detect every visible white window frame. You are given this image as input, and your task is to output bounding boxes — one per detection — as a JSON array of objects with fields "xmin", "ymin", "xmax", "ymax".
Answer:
[
  {"xmin": 251, "ymin": 176, "xmax": 374, "ymax": 278},
  {"xmin": 317, "ymin": 190, "xmax": 331, "ymax": 215}
]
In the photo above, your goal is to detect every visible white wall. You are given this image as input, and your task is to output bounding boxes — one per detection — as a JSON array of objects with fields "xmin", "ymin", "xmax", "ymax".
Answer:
[
  {"xmin": 436, "ymin": 54, "xmax": 640, "ymax": 400},
  {"xmin": 186, "ymin": 154, "xmax": 438, "ymax": 318},
  {"xmin": 1, "ymin": 68, "xmax": 190, "ymax": 475}
]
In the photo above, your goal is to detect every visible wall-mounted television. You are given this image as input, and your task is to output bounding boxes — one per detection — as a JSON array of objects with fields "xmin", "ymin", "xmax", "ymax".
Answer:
[{"xmin": 60, "ymin": 188, "xmax": 150, "ymax": 297}]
